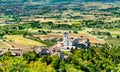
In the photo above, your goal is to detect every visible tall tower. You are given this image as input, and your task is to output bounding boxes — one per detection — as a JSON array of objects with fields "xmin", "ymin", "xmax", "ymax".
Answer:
[{"xmin": 63, "ymin": 32, "xmax": 68, "ymax": 46}]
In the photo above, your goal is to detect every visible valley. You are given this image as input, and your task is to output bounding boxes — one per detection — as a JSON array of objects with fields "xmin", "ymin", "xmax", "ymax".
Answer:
[{"xmin": 0, "ymin": 0, "xmax": 120, "ymax": 72}]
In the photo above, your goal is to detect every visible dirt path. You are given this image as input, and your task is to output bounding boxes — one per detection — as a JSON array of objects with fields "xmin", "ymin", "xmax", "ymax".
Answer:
[{"xmin": 0, "ymin": 39, "xmax": 12, "ymax": 48}]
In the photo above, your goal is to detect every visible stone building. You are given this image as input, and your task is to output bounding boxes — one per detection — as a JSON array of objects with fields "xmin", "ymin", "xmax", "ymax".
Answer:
[
  {"xmin": 77, "ymin": 36, "xmax": 90, "ymax": 48},
  {"xmin": 33, "ymin": 46, "xmax": 50, "ymax": 57},
  {"xmin": 60, "ymin": 32, "xmax": 76, "ymax": 51},
  {"xmin": 58, "ymin": 52, "xmax": 64, "ymax": 61},
  {"xmin": 60, "ymin": 32, "xmax": 90, "ymax": 51}
]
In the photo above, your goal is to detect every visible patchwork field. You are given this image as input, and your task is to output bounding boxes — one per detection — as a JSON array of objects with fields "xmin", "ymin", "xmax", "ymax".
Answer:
[
  {"xmin": 26, "ymin": 18, "xmax": 71, "ymax": 24},
  {"xmin": 4, "ymin": 35, "xmax": 46, "ymax": 48}
]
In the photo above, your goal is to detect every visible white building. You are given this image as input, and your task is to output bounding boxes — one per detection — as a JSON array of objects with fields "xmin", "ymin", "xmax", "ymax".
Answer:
[{"xmin": 61, "ymin": 32, "xmax": 75, "ymax": 51}]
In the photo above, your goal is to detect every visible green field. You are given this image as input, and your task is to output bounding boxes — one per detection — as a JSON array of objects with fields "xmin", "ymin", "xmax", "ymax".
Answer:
[
  {"xmin": 107, "ymin": 28, "xmax": 120, "ymax": 32},
  {"xmin": 106, "ymin": 28, "xmax": 120, "ymax": 37},
  {"xmin": 105, "ymin": 38, "xmax": 120, "ymax": 46},
  {"xmin": 112, "ymin": 34, "xmax": 120, "ymax": 37}
]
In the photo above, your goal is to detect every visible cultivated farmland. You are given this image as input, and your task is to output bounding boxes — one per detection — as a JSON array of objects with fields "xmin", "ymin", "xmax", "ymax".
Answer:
[{"xmin": 4, "ymin": 35, "xmax": 46, "ymax": 48}]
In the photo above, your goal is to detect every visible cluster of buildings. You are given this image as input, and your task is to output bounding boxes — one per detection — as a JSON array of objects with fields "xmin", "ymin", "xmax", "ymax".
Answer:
[
  {"xmin": 60, "ymin": 32, "xmax": 90, "ymax": 51},
  {"xmin": 33, "ymin": 32, "xmax": 90, "ymax": 60},
  {"xmin": 0, "ymin": 32, "xmax": 91, "ymax": 61}
]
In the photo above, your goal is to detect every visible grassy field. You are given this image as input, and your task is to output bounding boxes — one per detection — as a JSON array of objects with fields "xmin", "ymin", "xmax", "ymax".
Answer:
[
  {"xmin": 112, "ymin": 34, "xmax": 120, "ymax": 37},
  {"xmin": 107, "ymin": 28, "xmax": 120, "ymax": 31},
  {"xmin": 107, "ymin": 28, "xmax": 120, "ymax": 37},
  {"xmin": 105, "ymin": 38, "xmax": 120, "ymax": 46},
  {"xmin": 4, "ymin": 35, "xmax": 46, "ymax": 48}
]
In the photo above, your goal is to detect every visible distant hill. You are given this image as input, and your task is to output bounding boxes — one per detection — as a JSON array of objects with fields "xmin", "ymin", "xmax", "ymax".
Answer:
[
  {"xmin": 94, "ymin": 0, "xmax": 114, "ymax": 1},
  {"xmin": 0, "ymin": 0, "xmax": 117, "ymax": 3},
  {"xmin": 51, "ymin": 0, "xmax": 116, "ymax": 2}
]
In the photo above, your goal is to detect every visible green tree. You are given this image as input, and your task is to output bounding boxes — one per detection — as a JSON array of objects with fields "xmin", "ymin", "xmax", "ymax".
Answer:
[
  {"xmin": 51, "ymin": 55, "xmax": 60, "ymax": 70},
  {"xmin": 13, "ymin": 16, "xmax": 22, "ymax": 30},
  {"xmin": 30, "ymin": 21, "xmax": 41, "ymax": 28},
  {"xmin": 23, "ymin": 52, "xmax": 36, "ymax": 62}
]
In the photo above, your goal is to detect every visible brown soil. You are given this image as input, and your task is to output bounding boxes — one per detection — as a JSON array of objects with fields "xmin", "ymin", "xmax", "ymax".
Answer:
[{"xmin": 35, "ymin": 33, "xmax": 102, "ymax": 43}]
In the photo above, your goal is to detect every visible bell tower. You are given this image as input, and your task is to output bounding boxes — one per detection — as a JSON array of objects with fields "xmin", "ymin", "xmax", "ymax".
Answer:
[{"xmin": 63, "ymin": 32, "xmax": 68, "ymax": 46}]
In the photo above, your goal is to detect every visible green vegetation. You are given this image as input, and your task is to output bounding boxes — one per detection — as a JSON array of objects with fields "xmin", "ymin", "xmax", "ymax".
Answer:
[{"xmin": 107, "ymin": 28, "xmax": 120, "ymax": 32}]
